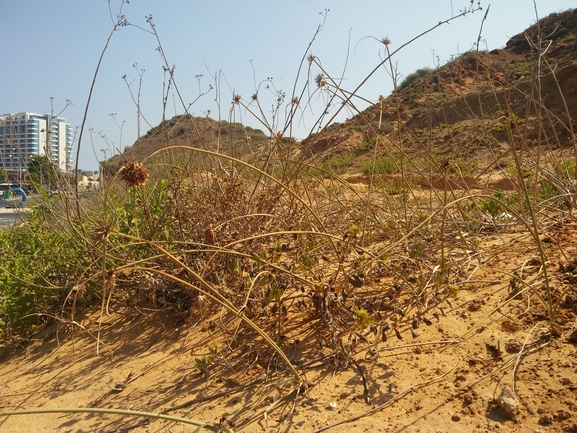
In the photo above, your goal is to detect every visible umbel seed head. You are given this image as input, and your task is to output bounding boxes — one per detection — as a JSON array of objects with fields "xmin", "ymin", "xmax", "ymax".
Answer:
[{"xmin": 120, "ymin": 161, "xmax": 150, "ymax": 187}]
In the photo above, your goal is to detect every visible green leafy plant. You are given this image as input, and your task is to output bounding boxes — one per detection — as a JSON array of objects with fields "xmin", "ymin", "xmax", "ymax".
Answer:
[
  {"xmin": 360, "ymin": 155, "xmax": 396, "ymax": 175},
  {"xmin": 318, "ymin": 152, "xmax": 355, "ymax": 174},
  {"xmin": 353, "ymin": 309, "xmax": 374, "ymax": 330},
  {"xmin": 398, "ymin": 67, "xmax": 435, "ymax": 91},
  {"xmin": 0, "ymin": 209, "xmax": 87, "ymax": 341}
]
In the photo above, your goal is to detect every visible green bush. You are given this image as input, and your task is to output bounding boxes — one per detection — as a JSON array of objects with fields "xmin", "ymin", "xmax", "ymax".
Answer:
[
  {"xmin": 398, "ymin": 67, "xmax": 434, "ymax": 91},
  {"xmin": 360, "ymin": 155, "xmax": 397, "ymax": 175},
  {"xmin": 318, "ymin": 152, "xmax": 355, "ymax": 175},
  {"xmin": 0, "ymin": 209, "xmax": 87, "ymax": 341}
]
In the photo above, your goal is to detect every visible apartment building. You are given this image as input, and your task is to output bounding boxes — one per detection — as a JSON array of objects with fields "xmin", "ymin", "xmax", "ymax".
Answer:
[{"xmin": 0, "ymin": 112, "xmax": 73, "ymax": 181}]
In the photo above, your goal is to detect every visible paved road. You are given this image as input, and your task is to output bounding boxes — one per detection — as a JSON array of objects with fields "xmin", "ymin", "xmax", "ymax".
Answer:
[{"xmin": 0, "ymin": 199, "xmax": 28, "ymax": 227}]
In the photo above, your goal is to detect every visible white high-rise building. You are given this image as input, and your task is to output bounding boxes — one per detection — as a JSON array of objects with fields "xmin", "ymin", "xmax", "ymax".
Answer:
[{"xmin": 0, "ymin": 112, "xmax": 73, "ymax": 181}]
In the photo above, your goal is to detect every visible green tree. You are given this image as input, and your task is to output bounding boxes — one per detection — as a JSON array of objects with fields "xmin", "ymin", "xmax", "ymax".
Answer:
[{"xmin": 27, "ymin": 155, "xmax": 58, "ymax": 188}]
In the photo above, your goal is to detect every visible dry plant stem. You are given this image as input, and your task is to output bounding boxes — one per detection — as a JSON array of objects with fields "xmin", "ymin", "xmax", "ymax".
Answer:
[
  {"xmin": 74, "ymin": 4, "xmax": 126, "ymax": 220},
  {"xmin": 377, "ymin": 340, "xmax": 457, "ymax": 353},
  {"xmin": 311, "ymin": 366, "xmax": 455, "ymax": 433},
  {"xmin": 542, "ymin": 56, "xmax": 577, "ymax": 212},
  {"xmin": 468, "ymin": 338, "xmax": 551, "ymax": 390},
  {"xmin": 384, "ymin": 43, "xmax": 410, "ymax": 226},
  {"xmin": 113, "ymin": 239, "xmax": 313, "ymax": 287},
  {"xmin": 0, "ymin": 408, "xmax": 220, "ymax": 431},
  {"xmin": 505, "ymin": 119, "xmax": 554, "ymax": 322},
  {"xmin": 312, "ymin": 5, "xmax": 480, "ymax": 137},
  {"xmin": 96, "ymin": 240, "xmax": 108, "ymax": 355},
  {"xmin": 230, "ymin": 270, "xmax": 273, "ymax": 341},
  {"xmin": 113, "ymin": 235, "xmax": 303, "ymax": 385},
  {"xmin": 512, "ymin": 322, "xmax": 544, "ymax": 401},
  {"xmin": 441, "ymin": 165, "xmax": 449, "ymax": 275},
  {"xmin": 350, "ymin": 358, "xmax": 370, "ymax": 403}
]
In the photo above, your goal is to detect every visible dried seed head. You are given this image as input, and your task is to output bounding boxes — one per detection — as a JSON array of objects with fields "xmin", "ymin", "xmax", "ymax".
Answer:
[
  {"xmin": 92, "ymin": 221, "xmax": 114, "ymax": 242},
  {"xmin": 204, "ymin": 224, "xmax": 217, "ymax": 243},
  {"xmin": 105, "ymin": 269, "xmax": 116, "ymax": 293},
  {"xmin": 308, "ymin": 54, "xmax": 316, "ymax": 64},
  {"xmin": 233, "ymin": 94, "xmax": 242, "ymax": 104},
  {"xmin": 62, "ymin": 321, "xmax": 82, "ymax": 336},
  {"xmin": 315, "ymin": 74, "xmax": 326, "ymax": 88},
  {"xmin": 291, "ymin": 97, "xmax": 299, "ymax": 105},
  {"xmin": 251, "ymin": 93, "xmax": 258, "ymax": 101},
  {"xmin": 381, "ymin": 37, "xmax": 391, "ymax": 46},
  {"xmin": 69, "ymin": 284, "xmax": 86, "ymax": 301},
  {"xmin": 120, "ymin": 161, "xmax": 150, "ymax": 187}
]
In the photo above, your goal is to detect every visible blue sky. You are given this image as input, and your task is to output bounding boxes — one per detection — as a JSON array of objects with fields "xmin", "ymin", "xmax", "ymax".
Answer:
[{"xmin": 1, "ymin": 0, "xmax": 575, "ymax": 171}]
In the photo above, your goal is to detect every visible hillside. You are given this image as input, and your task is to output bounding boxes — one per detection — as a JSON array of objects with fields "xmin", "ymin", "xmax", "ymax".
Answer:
[
  {"xmin": 302, "ymin": 8, "xmax": 577, "ymax": 190},
  {"xmin": 104, "ymin": 114, "xmax": 270, "ymax": 173}
]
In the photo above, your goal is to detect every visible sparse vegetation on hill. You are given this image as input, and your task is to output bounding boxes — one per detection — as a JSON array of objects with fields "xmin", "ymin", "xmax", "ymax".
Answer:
[
  {"xmin": 103, "ymin": 114, "xmax": 270, "ymax": 175},
  {"xmin": 1, "ymin": 5, "xmax": 577, "ymax": 433}
]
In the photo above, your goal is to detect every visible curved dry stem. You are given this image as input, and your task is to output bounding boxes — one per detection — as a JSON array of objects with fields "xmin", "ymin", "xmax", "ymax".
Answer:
[
  {"xmin": 0, "ymin": 407, "xmax": 220, "ymax": 431},
  {"xmin": 112, "ymin": 232, "xmax": 303, "ymax": 385}
]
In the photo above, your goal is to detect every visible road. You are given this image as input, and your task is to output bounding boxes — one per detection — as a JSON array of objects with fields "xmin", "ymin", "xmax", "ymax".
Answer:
[{"xmin": 0, "ymin": 199, "xmax": 28, "ymax": 227}]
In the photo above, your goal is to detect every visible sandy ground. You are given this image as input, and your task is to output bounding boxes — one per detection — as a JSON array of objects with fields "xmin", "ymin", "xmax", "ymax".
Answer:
[{"xmin": 1, "ymin": 214, "xmax": 577, "ymax": 433}]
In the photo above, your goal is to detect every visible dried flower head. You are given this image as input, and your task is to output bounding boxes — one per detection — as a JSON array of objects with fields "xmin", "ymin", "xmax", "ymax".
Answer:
[
  {"xmin": 291, "ymin": 97, "xmax": 299, "ymax": 105},
  {"xmin": 120, "ymin": 161, "xmax": 150, "ymax": 187},
  {"xmin": 381, "ymin": 37, "xmax": 391, "ymax": 46},
  {"xmin": 315, "ymin": 74, "xmax": 326, "ymax": 88},
  {"xmin": 308, "ymin": 54, "xmax": 316, "ymax": 64},
  {"xmin": 104, "ymin": 269, "xmax": 117, "ymax": 298},
  {"xmin": 68, "ymin": 284, "xmax": 86, "ymax": 301},
  {"xmin": 204, "ymin": 224, "xmax": 217, "ymax": 243},
  {"xmin": 62, "ymin": 321, "xmax": 82, "ymax": 336},
  {"xmin": 92, "ymin": 221, "xmax": 114, "ymax": 242},
  {"xmin": 233, "ymin": 94, "xmax": 242, "ymax": 104},
  {"xmin": 251, "ymin": 93, "xmax": 258, "ymax": 101}
]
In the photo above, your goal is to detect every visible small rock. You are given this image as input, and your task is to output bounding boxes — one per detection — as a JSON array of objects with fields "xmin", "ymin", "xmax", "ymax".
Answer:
[
  {"xmin": 463, "ymin": 393, "xmax": 475, "ymax": 406},
  {"xmin": 539, "ymin": 414, "xmax": 553, "ymax": 425},
  {"xmin": 451, "ymin": 413, "xmax": 461, "ymax": 422},
  {"xmin": 569, "ymin": 328, "xmax": 577, "ymax": 343},
  {"xmin": 497, "ymin": 386, "xmax": 519, "ymax": 418},
  {"xmin": 468, "ymin": 300, "xmax": 482, "ymax": 311},
  {"xmin": 505, "ymin": 340, "xmax": 522, "ymax": 353}
]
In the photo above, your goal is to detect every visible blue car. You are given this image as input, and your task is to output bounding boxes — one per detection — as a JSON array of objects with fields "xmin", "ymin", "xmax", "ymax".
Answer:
[{"xmin": 2, "ymin": 185, "xmax": 27, "ymax": 207}]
